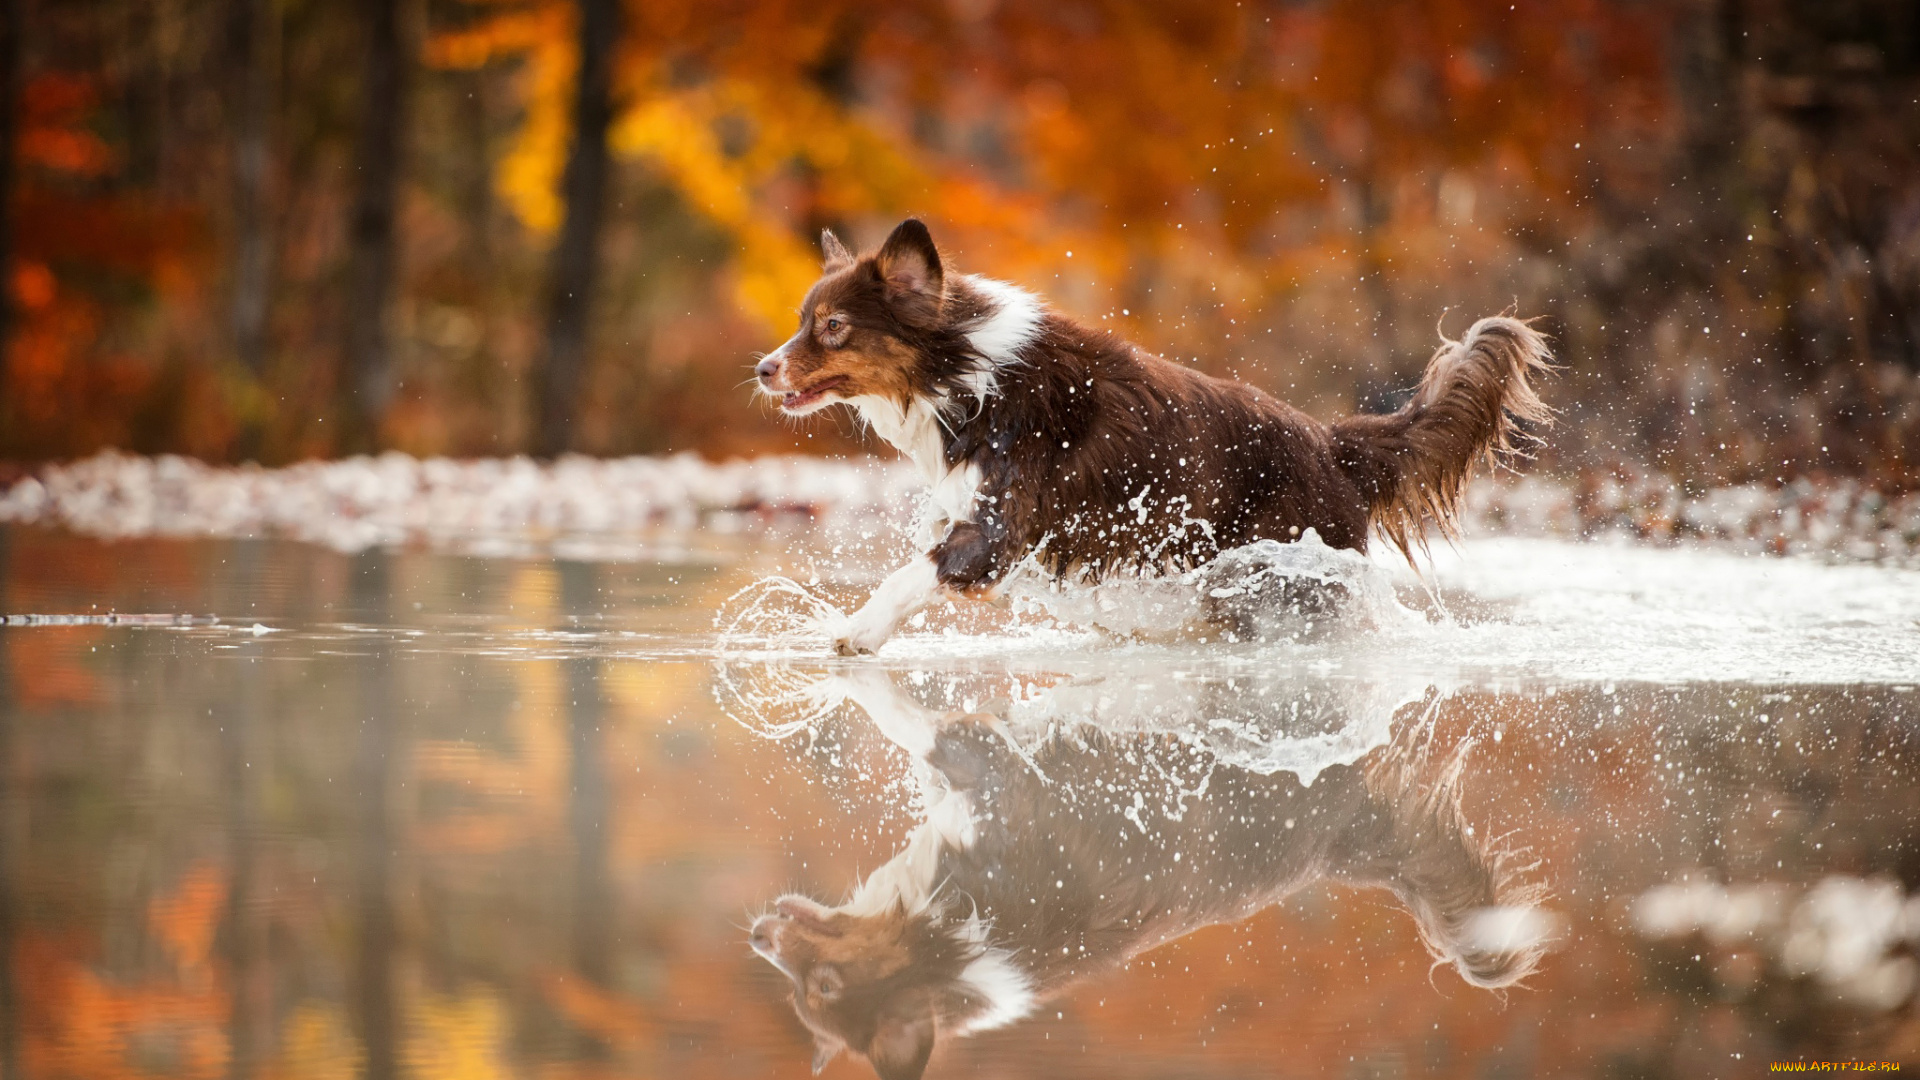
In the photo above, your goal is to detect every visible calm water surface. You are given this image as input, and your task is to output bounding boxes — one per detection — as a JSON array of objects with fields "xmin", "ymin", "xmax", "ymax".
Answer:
[{"xmin": 1, "ymin": 523, "xmax": 1918, "ymax": 1079}]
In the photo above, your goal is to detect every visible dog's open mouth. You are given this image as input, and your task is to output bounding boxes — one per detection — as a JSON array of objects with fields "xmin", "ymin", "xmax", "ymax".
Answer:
[{"xmin": 782, "ymin": 376, "xmax": 847, "ymax": 413}]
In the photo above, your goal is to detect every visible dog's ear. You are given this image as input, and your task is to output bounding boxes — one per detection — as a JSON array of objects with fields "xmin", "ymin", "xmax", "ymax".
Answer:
[
  {"xmin": 821, "ymin": 228, "xmax": 854, "ymax": 269},
  {"xmin": 811, "ymin": 1033, "xmax": 846, "ymax": 1075},
  {"xmin": 865, "ymin": 1005, "xmax": 935, "ymax": 1080},
  {"xmin": 874, "ymin": 218, "xmax": 945, "ymax": 327}
]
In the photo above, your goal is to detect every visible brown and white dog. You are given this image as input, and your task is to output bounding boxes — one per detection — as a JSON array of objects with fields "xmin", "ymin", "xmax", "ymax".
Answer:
[
  {"xmin": 754, "ymin": 219, "xmax": 1552, "ymax": 655},
  {"xmin": 749, "ymin": 670, "xmax": 1548, "ymax": 1080}
]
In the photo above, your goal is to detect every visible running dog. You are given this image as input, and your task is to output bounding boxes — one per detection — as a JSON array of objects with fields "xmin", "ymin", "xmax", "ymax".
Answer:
[{"xmin": 754, "ymin": 220, "xmax": 1551, "ymax": 655}]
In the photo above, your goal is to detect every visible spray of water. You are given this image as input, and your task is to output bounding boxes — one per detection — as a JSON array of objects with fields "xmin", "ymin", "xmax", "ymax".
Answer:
[
  {"xmin": 715, "ymin": 529, "xmax": 1423, "ymax": 662},
  {"xmin": 709, "ymin": 528, "xmax": 1445, "ymax": 780},
  {"xmin": 714, "ymin": 575, "xmax": 847, "ymax": 653},
  {"xmin": 1006, "ymin": 529, "xmax": 1420, "ymax": 642},
  {"xmin": 711, "ymin": 577, "xmax": 855, "ymax": 736}
]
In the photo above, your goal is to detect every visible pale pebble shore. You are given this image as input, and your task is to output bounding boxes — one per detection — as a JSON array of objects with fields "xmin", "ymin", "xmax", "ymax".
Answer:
[
  {"xmin": 1463, "ymin": 470, "xmax": 1920, "ymax": 566},
  {"xmin": 0, "ymin": 451, "xmax": 919, "ymax": 557},
  {"xmin": 0, "ymin": 450, "xmax": 1916, "ymax": 566}
]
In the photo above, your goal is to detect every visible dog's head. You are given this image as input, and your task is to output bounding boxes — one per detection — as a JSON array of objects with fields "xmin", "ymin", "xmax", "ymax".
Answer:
[
  {"xmin": 754, "ymin": 219, "xmax": 953, "ymax": 417},
  {"xmin": 749, "ymin": 893, "xmax": 972, "ymax": 1080}
]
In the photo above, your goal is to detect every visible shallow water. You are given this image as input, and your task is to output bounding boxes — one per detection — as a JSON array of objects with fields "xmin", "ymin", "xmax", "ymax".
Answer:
[{"xmin": 1, "ymin": 522, "xmax": 1918, "ymax": 1078}]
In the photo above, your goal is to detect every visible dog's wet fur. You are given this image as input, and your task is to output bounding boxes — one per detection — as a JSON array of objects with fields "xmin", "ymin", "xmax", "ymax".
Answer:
[{"xmin": 753, "ymin": 219, "xmax": 1552, "ymax": 654}]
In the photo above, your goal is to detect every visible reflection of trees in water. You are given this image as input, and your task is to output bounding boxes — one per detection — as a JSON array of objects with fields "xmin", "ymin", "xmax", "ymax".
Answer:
[
  {"xmin": 0, "ymin": 530, "xmax": 17, "ymax": 1080},
  {"xmin": 351, "ymin": 551, "xmax": 398, "ymax": 1080},
  {"xmin": 220, "ymin": 544, "xmax": 270, "ymax": 1080},
  {"xmin": 561, "ymin": 560, "xmax": 613, "ymax": 1057},
  {"xmin": 338, "ymin": 556, "xmax": 626, "ymax": 1068},
  {"xmin": 1576, "ymin": 685, "xmax": 1920, "ymax": 1065}
]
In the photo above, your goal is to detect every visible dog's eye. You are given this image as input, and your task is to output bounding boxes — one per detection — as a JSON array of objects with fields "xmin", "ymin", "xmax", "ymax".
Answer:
[
  {"xmin": 824, "ymin": 317, "xmax": 843, "ymax": 334},
  {"xmin": 810, "ymin": 965, "xmax": 844, "ymax": 1001}
]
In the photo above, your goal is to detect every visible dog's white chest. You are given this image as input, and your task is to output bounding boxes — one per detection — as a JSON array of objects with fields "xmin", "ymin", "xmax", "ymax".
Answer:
[{"xmin": 857, "ymin": 396, "xmax": 980, "ymax": 525}]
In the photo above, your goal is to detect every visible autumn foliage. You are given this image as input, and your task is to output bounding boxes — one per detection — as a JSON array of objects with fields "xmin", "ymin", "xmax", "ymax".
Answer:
[{"xmin": 2, "ymin": 0, "xmax": 1918, "ymax": 485}]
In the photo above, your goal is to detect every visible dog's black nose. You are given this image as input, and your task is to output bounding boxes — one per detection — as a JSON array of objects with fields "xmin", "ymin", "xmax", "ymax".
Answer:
[
  {"xmin": 748, "ymin": 917, "xmax": 782, "ymax": 958},
  {"xmin": 756, "ymin": 357, "xmax": 782, "ymax": 381}
]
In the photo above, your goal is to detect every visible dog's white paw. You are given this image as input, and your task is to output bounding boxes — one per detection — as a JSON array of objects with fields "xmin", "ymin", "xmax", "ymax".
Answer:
[
  {"xmin": 832, "ymin": 625, "xmax": 888, "ymax": 656},
  {"xmin": 824, "ymin": 612, "xmax": 888, "ymax": 656}
]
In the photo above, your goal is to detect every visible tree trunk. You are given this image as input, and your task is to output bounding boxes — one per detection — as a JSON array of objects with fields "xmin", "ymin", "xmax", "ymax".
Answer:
[
  {"xmin": 341, "ymin": 0, "xmax": 408, "ymax": 454},
  {"xmin": 229, "ymin": 0, "xmax": 277, "ymax": 443},
  {"xmin": 0, "ymin": 0, "xmax": 23, "ymax": 450},
  {"xmin": 460, "ymin": 69, "xmax": 492, "ymax": 270},
  {"xmin": 533, "ymin": 0, "xmax": 620, "ymax": 458}
]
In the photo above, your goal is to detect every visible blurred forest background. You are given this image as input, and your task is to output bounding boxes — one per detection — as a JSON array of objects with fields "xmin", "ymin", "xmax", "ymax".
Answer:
[{"xmin": 1, "ymin": 0, "xmax": 1918, "ymax": 487}]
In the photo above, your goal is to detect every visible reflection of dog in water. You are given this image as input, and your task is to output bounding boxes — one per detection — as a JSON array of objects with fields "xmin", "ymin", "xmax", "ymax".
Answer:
[{"xmin": 749, "ymin": 672, "xmax": 1549, "ymax": 1080}]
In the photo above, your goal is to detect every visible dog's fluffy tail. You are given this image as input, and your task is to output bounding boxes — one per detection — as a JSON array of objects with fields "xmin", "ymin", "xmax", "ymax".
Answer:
[
  {"xmin": 1331, "ymin": 315, "xmax": 1554, "ymax": 559},
  {"xmin": 1346, "ymin": 728, "xmax": 1553, "ymax": 990}
]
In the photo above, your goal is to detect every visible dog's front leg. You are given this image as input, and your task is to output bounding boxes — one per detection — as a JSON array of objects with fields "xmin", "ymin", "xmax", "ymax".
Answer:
[
  {"xmin": 832, "ymin": 556, "xmax": 940, "ymax": 656},
  {"xmin": 831, "ymin": 667, "xmax": 943, "ymax": 757},
  {"xmin": 833, "ymin": 520, "xmax": 1009, "ymax": 656}
]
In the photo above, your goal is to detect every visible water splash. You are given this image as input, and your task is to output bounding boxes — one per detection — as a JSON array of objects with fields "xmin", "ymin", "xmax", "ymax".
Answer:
[
  {"xmin": 712, "ymin": 577, "xmax": 854, "ymax": 735},
  {"xmin": 711, "ymin": 659, "xmax": 847, "ymax": 739},
  {"xmin": 708, "ymin": 529, "xmax": 1920, "ymax": 685},
  {"xmin": 713, "ymin": 575, "xmax": 846, "ymax": 654},
  {"xmin": 1003, "ymin": 669, "xmax": 1439, "ymax": 785},
  {"xmin": 1007, "ymin": 529, "xmax": 1421, "ymax": 642},
  {"xmin": 713, "ymin": 643, "xmax": 1438, "ymax": 787}
]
